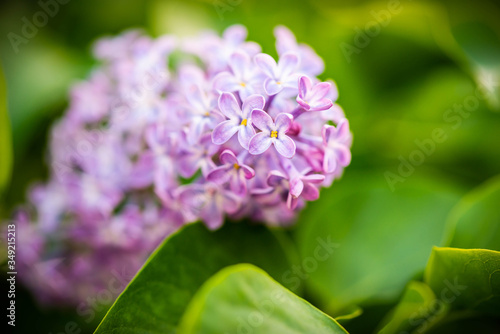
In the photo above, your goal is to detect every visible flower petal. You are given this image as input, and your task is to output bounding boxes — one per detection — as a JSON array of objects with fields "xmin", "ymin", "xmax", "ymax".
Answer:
[
  {"xmin": 242, "ymin": 41, "xmax": 262, "ymax": 56},
  {"xmin": 267, "ymin": 170, "xmax": 287, "ymax": 187},
  {"xmin": 238, "ymin": 123, "xmax": 256, "ymax": 149},
  {"xmin": 309, "ymin": 82, "xmax": 331, "ymax": 101},
  {"xmin": 186, "ymin": 85, "xmax": 208, "ymax": 112},
  {"xmin": 321, "ymin": 104, "xmax": 345, "ymax": 123},
  {"xmin": 277, "ymin": 52, "xmax": 299, "ymax": 78},
  {"xmin": 251, "ymin": 109, "xmax": 274, "ymax": 131},
  {"xmin": 212, "ymin": 120, "xmax": 239, "ymax": 145},
  {"xmin": 251, "ymin": 186, "xmax": 275, "ymax": 196},
  {"xmin": 336, "ymin": 118, "xmax": 350, "ymax": 140},
  {"xmin": 189, "ymin": 117, "xmax": 209, "ymax": 144},
  {"xmin": 274, "ymin": 135, "xmax": 296, "ymax": 158},
  {"xmin": 219, "ymin": 149, "xmax": 239, "ymax": 165},
  {"xmin": 223, "ymin": 24, "xmax": 247, "ymax": 45},
  {"xmin": 335, "ymin": 145, "xmax": 352, "ymax": 167},
  {"xmin": 322, "ymin": 124, "xmax": 336, "ymax": 145},
  {"xmin": 206, "ymin": 165, "xmax": 231, "ymax": 184},
  {"xmin": 213, "ymin": 72, "xmax": 241, "ymax": 92},
  {"xmin": 287, "ymin": 193, "xmax": 300, "ymax": 210},
  {"xmin": 222, "ymin": 189, "xmax": 241, "ymax": 214},
  {"xmin": 249, "ymin": 132, "xmax": 273, "ymax": 155},
  {"xmin": 240, "ymin": 164, "xmax": 255, "ymax": 179},
  {"xmin": 323, "ymin": 148, "xmax": 338, "ymax": 174},
  {"xmin": 298, "ymin": 75, "xmax": 312, "ymax": 99},
  {"xmin": 200, "ymin": 133, "xmax": 219, "ymax": 153},
  {"xmin": 177, "ymin": 152, "xmax": 201, "ymax": 178},
  {"xmin": 275, "ymin": 113, "xmax": 293, "ymax": 133},
  {"xmin": 218, "ymin": 92, "xmax": 240, "ymax": 119},
  {"xmin": 289, "ymin": 177, "xmax": 304, "ymax": 198},
  {"xmin": 299, "ymin": 45, "xmax": 325, "ymax": 76},
  {"xmin": 128, "ymin": 151, "xmax": 155, "ymax": 188},
  {"xmin": 201, "ymin": 200, "xmax": 224, "ymax": 230},
  {"xmin": 229, "ymin": 172, "xmax": 247, "ymax": 196},
  {"xmin": 229, "ymin": 51, "xmax": 250, "ymax": 79},
  {"xmin": 155, "ymin": 157, "xmax": 177, "ymax": 190},
  {"xmin": 296, "ymin": 96, "xmax": 311, "ymax": 110},
  {"xmin": 301, "ymin": 183, "xmax": 320, "ymax": 201},
  {"xmin": 241, "ymin": 94, "xmax": 265, "ymax": 117},
  {"xmin": 178, "ymin": 184, "xmax": 206, "ymax": 217},
  {"xmin": 274, "ymin": 25, "xmax": 297, "ymax": 55},
  {"xmin": 264, "ymin": 78, "xmax": 282, "ymax": 95},
  {"xmin": 238, "ymin": 86, "xmax": 256, "ymax": 101},
  {"xmin": 310, "ymin": 98, "xmax": 333, "ymax": 112},
  {"xmin": 254, "ymin": 53, "xmax": 277, "ymax": 78},
  {"xmin": 302, "ymin": 174, "xmax": 325, "ymax": 184}
]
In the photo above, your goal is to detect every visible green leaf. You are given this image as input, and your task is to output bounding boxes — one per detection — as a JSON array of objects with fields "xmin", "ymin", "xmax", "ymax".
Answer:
[
  {"xmin": 444, "ymin": 175, "xmax": 500, "ymax": 251},
  {"xmin": 377, "ymin": 247, "xmax": 500, "ymax": 333},
  {"xmin": 295, "ymin": 170, "xmax": 462, "ymax": 315},
  {"xmin": 178, "ymin": 264, "xmax": 348, "ymax": 334},
  {"xmin": 0, "ymin": 63, "xmax": 12, "ymax": 195},
  {"xmin": 377, "ymin": 281, "xmax": 447, "ymax": 334},
  {"xmin": 424, "ymin": 247, "xmax": 500, "ymax": 316},
  {"xmin": 95, "ymin": 222, "xmax": 295, "ymax": 334}
]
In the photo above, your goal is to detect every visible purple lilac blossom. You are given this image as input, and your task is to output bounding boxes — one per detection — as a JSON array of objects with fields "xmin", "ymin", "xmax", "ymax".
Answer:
[
  {"xmin": 297, "ymin": 75, "xmax": 333, "ymax": 112},
  {"xmin": 11, "ymin": 25, "xmax": 352, "ymax": 305}
]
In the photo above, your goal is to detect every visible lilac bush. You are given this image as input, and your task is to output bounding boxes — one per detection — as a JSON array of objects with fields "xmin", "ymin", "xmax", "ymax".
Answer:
[{"xmin": 14, "ymin": 25, "xmax": 352, "ymax": 305}]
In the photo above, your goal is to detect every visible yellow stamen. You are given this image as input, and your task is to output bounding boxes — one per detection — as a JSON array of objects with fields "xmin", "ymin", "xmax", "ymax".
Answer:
[
  {"xmin": 241, "ymin": 118, "xmax": 248, "ymax": 126},
  {"xmin": 240, "ymin": 82, "xmax": 246, "ymax": 87},
  {"xmin": 233, "ymin": 163, "xmax": 240, "ymax": 170},
  {"xmin": 276, "ymin": 81, "xmax": 281, "ymax": 85},
  {"xmin": 270, "ymin": 130, "xmax": 278, "ymax": 138},
  {"xmin": 204, "ymin": 111, "xmax": 210, "ymax": 117}
]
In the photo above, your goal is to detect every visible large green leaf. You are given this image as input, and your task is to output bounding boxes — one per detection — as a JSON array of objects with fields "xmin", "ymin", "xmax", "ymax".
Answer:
[
  {"xmin": 424, "ymin": 247, "xmax": 500, "ymax": 316},
  {"xmin": 377, "ymin": 281, "xmax": 447, "ymax": 334},
  {"xmin": 295, "ymin": 170, "xmax": 463, "ymax": 315},
  {"xmin": 377, "ymin": 247, "xmax": 500, "ymax": 333},
  {"xmin": 178, "ymin": 264, "xmax": 348, "ymax": 334},
  {"xmin": 0, "ymin": 63, "xmax": 11, "ymax": 194},
  {"xmin": 444, "ymin": 175, "xmax": 500, "ymax": 251},
  {"xmin": 95, "ymin": 222, "xmax": 295, "ymax": 334}
]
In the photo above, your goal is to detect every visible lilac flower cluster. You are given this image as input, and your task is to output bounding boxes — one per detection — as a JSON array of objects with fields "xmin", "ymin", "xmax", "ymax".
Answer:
[{"xmin": 14, "ymin": 25, "xmax": 352, "ymax": 305}]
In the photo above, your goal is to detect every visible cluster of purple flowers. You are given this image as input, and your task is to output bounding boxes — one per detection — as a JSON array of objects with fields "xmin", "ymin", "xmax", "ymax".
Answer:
[{"xmin": 13, "ymin": 25, "xmax": 352, "ymax": 305}]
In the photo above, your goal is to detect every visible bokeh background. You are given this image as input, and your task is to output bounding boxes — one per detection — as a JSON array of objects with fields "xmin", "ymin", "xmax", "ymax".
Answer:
[{"xmin": 1, "ymin": 0, "xmax": 499, "ymax": 333}]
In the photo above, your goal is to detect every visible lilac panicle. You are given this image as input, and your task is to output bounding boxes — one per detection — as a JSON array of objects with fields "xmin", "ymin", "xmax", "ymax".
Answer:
[{"xmin": 12, "ymin": 24, "xmax": 352, "ymax": 306}]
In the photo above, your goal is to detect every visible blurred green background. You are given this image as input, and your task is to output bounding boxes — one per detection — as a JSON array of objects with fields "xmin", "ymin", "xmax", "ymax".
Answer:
[{"xmin": 1, "ymin": 0, "xmax": 499, "ymax": 333}]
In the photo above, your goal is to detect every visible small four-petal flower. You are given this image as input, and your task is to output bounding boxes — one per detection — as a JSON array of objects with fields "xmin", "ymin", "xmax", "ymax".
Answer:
[
  {"xmin": 206, "ymin": 150, "xmax": 255, "ymax": 196},
  {"xmin": 254, "ymin": 52, "xmax": 299, "ymax": 95},
  {"xmin": 248, "ymin": 109, "xmax": 296, "ymax": 158},
  {"xmin": 213, "ymin": 51, "xmax": 265, "ymax": 99},
  {"xmin": 322, "ymin": 119, "xmax": 352, "ymax": 174},
  {"xmin": 212, "ymin": 93, "xmax": 265, "ymax": 149},
  {"xmin": 296, "ymin": 75, "xmax": 333, "ymax": 112},
  {"xmin": 177, "ymin": 182, "xmax": 241, "ymax": 230}
]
